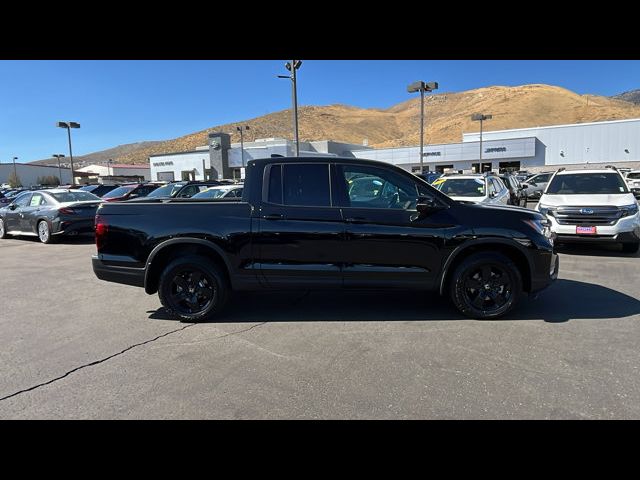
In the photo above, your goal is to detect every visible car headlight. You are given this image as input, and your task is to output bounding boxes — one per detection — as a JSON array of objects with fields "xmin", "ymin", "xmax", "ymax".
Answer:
[
  {"xmin": 523, "ymin": 218, "xmax": 554, "ymax": 243},
  {"xmin": 537, "ymin": 203, "xmax": 556, "ymax": 217},
  {"xmin": 620, "ymin": 203, "xmax": 639, "ymax": 217}
]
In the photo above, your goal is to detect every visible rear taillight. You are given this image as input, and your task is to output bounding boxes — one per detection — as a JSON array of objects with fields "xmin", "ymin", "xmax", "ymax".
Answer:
[
  {"xmin": 95, "ymin": 215, "xmax": 108, "ymax": 250},
  {"xmin": 59, "ymin": 207, "xmax": 76, "ymax": 215}
]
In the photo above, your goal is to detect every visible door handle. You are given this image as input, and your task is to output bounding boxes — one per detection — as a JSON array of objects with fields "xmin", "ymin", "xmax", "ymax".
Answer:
[
  {"xmin": 263, "ymin": 214, "xmax": 284, "ymax": 220},
  {"xmin": 345, "ymin": 217, "xmax": 367, "ymax": 224}
]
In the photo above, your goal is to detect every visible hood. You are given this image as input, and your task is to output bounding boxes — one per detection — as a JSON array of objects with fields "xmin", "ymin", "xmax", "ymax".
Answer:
[{"xmin": 540, "ymin": 193, "xmax": 636, "ymax": 207}]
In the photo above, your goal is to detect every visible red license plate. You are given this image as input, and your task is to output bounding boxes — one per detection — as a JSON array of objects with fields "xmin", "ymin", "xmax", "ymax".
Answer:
[{"xmin": 576, "ymin": 226, "xmax": 597, "ymax": 234}]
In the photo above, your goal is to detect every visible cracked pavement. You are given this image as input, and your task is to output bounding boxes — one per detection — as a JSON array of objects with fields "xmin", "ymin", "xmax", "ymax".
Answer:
[{"xmin": 1, "ymin": 236, "xmax": 639, "ymax": 419}]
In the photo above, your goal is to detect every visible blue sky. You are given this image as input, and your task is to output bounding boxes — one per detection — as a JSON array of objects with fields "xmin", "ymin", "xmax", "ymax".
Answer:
[{"xmin": 1, "ymin": 60, "xmax": 639, "ymax": 162}]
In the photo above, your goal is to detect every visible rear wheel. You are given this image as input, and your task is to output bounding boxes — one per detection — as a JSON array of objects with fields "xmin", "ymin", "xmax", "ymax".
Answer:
[
  {"xmin": 37, "ymin": 220, "xmax": 54, "ymax": 244},
  {"xmin": 622, "ymin": 242, "xmax": 639, "ymax": 254},
  {"xmin": 158, "ymin": 255, "xmax": 229, "ymax": 322},
  {"xmin": 449, "ymin": 252, "xmax": 523, "ymax": 319}
]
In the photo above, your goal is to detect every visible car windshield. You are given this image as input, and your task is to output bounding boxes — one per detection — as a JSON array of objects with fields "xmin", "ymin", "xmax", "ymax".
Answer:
[
  {"xmin": 146, "ymin": 183, "xmax": 184, "ymax": 197},
  {"xmin": 78, "ymin": 185, "xmax": 98, "ymax": 192},
  {"xmin": 50, "ymin": 191, "xmax": 101, "ymax": 203},
  {"xmin": 546, "ymin": 173, "xmax": 630, "ymax": 195},
  {"xmin": 102, "ymin": 185, "xmax": 136, "ymax": 198},
  {"xmin": 433, "ymin": 178, "xmax": 486, "ymax": 197},
  {"xmin": 627, "ymin": 173, "xmax": 640, "ymax": 180},
  {"xmin": 193, "ymin": 188, "xmax": 231, "ymax": 199}
]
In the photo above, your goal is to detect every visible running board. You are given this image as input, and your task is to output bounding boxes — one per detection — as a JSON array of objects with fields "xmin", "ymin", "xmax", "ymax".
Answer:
[{"xmin": 6, "ymin": 231, "xmax": 37, "ymax": 236}]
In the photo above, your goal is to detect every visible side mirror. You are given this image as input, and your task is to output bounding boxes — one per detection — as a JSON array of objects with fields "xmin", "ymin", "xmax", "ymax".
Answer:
[
  {"xmin": 528, "ymin": 182, "xmax": 537, "ymax": 187},
  {"xmin": 9, "ymin": 204, "xmax": 17, "ymax": 210},
  {"xmin": 520, "ymin": 183, "xmax": 529, "ymax": 190},
  {"xmin": 416, "ymin": 196, "xmax": 444, "ymax": 216},
  {"xmin": 128, "ymin": 193, "xmax": 139, "ymax": 198}
]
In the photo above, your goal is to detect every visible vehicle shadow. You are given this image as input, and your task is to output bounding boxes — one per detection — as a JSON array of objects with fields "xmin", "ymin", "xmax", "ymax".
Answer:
[{"xmin": 147, "ymin": 279, "xmax": 640, "ymax": 324}]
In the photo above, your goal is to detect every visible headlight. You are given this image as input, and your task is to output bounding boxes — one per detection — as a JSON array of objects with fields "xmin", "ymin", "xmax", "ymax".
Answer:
[
  {"xmin": 620, "ymin": 203, "xmax": 639, "ymax": 217},
  {"xmin": 537, "ymin": 203, "xmax": 556, "ymax": 217},
  {"xmin": 523, "ymin": 218, "xmax": 554, "ymax": 243}
]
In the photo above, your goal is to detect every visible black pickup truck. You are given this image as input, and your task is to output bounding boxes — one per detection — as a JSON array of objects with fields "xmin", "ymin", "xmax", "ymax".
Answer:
[{"xmin": 92, "ymin": 157, "xmax": 559, "ymax": 321}]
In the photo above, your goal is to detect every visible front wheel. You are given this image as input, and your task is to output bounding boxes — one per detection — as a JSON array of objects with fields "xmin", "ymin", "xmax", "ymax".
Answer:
[
  {"xmin": 622, "ymin": 242, "xmax": 639, "ymax": 254},
  {"xmin": 449, "ymin": 252, "xmax": 523, "ymax": 319},
  {"xmin": 0, "ymin": 218, "xmax": 8, "ymax": 239},
  {"xmin": 158, "ymin": 255, "xmax": 229, "ymax": 322}
]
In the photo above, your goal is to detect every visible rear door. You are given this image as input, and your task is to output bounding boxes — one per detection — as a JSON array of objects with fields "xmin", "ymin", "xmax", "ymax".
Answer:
[
  {"xmin": 21, "ymin": 192, "xmax": 46, "ymax": 232},
  {"xmin": 254, "ymin": 162, "xmax": 344, "ymax": 288}
]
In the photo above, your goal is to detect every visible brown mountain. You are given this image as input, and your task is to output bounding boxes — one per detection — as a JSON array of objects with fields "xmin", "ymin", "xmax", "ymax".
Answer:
[{"xmin": 30, "ymin": 84, "xmax": 640, "ymax": 166}]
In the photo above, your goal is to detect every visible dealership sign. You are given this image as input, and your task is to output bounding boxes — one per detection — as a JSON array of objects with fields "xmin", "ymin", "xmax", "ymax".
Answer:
[
  {"xmin": 152, "ymin": 161, "xmax": 174, "ymax": 167},
  {"xmin": 485, "ymin": 147, "xmax": 507, "ymax": 153}
]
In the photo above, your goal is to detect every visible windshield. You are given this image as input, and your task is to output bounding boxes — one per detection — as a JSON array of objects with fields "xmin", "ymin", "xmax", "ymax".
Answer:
[
  {"xmin": 78, "ymin": 185, "xmax": 98, "ymax": 192},
  {"xmin": 193, "ymin": 188, "xmax": 230, "ymax": 199},
  {"xmin": 50, "ymin": 191, "xmax": 101, "ymax": 203},
  {"xmin": 146, "ymin": 183, "xmax": 184, "ymax": 197},
  {"xmin": 433, "ymin": 178, "xmax": 486, "ymax": 197},
  {"xmin": 546, "ymin": 173, "xmax": 629, "ymax": 195},
  {"xmin": 102, "ymin": 185, "xmax": 136, "ymax": 198},
  {"xmin": 627, "ymin": 173, "xmax": 640, "ymax": 180}
]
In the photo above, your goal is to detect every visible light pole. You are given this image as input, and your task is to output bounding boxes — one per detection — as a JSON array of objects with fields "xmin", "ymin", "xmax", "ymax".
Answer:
[
  {"xmin": 471, "ymin": 114, "xmax": 492, "ymax": 170},
  {"xmin": 12, "ymin": 157, "xmax": 18, "ymax": 186},
  {"xmin": 278, "ymin": 60, "xmax": 302, "ymax": 156},
  {"xmin": 236, "ymin": 125, "xmax": 250, "ymax": 168},
  {"xmin": 407, "ymin": 81, "xmax": 438, "ymax": 173},
  {"xmin": 52, "ymin": 154, "xmax": 65, "ymax": 184},
  {"xmin": 56, "ymin": 121, "xmax": 80, "ymax": 185},
  {"xmin": 108, "ymin": 158, "xmax": 114, "ymax": 177}
]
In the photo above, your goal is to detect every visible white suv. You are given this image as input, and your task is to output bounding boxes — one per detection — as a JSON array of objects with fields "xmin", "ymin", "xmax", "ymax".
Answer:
[
  {"xmin": 624, "ymin": 170, "xmax": 640, "ymax": 199},
  {"xmin": 432, "ymin": 173, "xmax": 510, "ymax": 205},
  {"xmin": 536, "ymin": 167, "xmax": 640, "ymax": 253}
]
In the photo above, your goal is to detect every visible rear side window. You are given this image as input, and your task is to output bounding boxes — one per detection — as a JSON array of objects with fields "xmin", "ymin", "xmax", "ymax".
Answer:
[
  {"xmin": 283, "ymin": 164, "xmax": 330, "ymax": 207},
  {"xmin": 267, "ymin": 164, "xmax": 331, "ymax": 207},
  {"xmin": 267, "ymin": 165, "xmax": 283, "ymax": 204}
]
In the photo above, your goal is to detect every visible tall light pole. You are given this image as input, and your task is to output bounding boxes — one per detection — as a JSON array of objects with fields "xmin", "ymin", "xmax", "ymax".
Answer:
[
  {"xmin": 56, "ymin": 121, "xmax": 80, "ymax": 185},
  {"xmin": 52, "ymin": 154, "xmax": 65, "ymax": 184},
  {"xmin": 236, "ymin": 125, "xmax": 250, "ymax": 168},
  {"xmin": 471, "ymin": 114, "xmax": 492, "ymax": 170},
  {"xmin": 278, "ymin": 60, "xmax": 302, "ymax": 156},
  {"xmin": 407, "ymin": 81, "xmax": 438, "ymax": 173},
  {"xmin": 12, "ymin": 157, "xmax": 18, "ymax": 185}
]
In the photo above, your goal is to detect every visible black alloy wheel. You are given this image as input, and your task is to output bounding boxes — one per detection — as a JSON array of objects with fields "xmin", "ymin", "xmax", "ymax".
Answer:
[
  {"xmin": 450, "ymin": 252, "xmax": 522, "ymax": 319},
  {"xmin": 158, "ymin": 255, "xmax": 229, "ymax": 322}
]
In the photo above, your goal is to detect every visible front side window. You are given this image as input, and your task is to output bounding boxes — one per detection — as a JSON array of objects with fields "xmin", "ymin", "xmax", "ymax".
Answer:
[
  {"xmin": 338, "ymin": 164, "xmax": 420, "ymax": 210},
  {"xmin": 14, "ymin": 192, "xmax": 32, "ymax": 207},
  {"xmin": 532, "ymin": 173, "xmax": 552, "ymax": 183},
  {"xmin": 627, "ymin": 173, "xmax": 640, "ymax": 180},
  {"xmin": 546, "ymin": 173, "xmax": 629, "ymax": 195}
]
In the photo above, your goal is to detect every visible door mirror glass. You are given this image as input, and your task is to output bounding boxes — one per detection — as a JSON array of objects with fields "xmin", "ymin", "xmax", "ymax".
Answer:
[
  {"xmin": 416, "ymin": 196, "xmax": 442, "ymax": 213},
  {"xmin": 9, "ymin": 203, "xmax": 17, "ymax": 210}
]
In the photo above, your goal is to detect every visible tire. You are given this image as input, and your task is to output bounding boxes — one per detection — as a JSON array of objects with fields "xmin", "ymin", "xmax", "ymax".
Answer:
[
  {"xmin": 0, "ymin": 218, "xmax": 8, "ymax": 239},
  {"xmin": 622, "ymin": 242, "xmax": 639, "ymax": 254},
  {"xmin": 158, "ymin": 255, "xmax": 229, "ymax": 323},
  {"xmin": 37, "ymin": 220, "xmax": 54, "ymax": 244},
  {"xmin": 449, "ymin": 252, "xmax": 523, "ymax": 319}
]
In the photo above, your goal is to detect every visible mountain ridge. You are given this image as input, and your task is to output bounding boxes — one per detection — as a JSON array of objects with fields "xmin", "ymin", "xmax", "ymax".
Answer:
[{"xmin": 29, "ymin": 84, "xmax": 640, "ymax": 166}]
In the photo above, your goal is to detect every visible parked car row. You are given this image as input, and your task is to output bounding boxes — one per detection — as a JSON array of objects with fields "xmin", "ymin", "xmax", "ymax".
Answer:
[{"xmin": 0, "ymin": 181, "xmax": 245, "ymax": 244}]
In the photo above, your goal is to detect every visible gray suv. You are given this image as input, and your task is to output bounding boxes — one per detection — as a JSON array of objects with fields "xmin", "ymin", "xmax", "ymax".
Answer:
[{"xmin": 522, "ymin": 171, "xmax": 555, "ymax": 200}]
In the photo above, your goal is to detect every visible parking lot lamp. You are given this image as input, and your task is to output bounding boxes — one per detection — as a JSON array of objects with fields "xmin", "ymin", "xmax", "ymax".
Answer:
[
  {"xmin": 236, "ymin": 125, "xmax": 250, "ymax": 168},
  {"xmin": 278, "ymin": 60, "xmax": 302, "ymax": 156},
  {"xmin": 407, "ymin": 81, "xmax": 439, "ymax": 173},
  {"xmin": 52, "ymin": 154, "xmax": 65, "ymax": 184},
  {"xmin": 56, "ymin": 121, "xmax": 80, "ymax": 185},
  {"xmin": 471, "ymin": 114, "xmax": 492, "ymax": 165},
  {"xmin": 12, "ymin": 157, "xmax": 18, "ymax": 184}
]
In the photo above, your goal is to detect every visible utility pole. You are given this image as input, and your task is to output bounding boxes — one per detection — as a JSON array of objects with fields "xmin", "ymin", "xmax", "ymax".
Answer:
[{"xmin": 278, "ymin": 60, "xmax": 303, "ymax": 156}]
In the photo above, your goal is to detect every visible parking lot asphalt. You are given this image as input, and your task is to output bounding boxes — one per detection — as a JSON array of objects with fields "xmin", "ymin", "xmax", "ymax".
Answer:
[{"xmin": 0, "ymin": 233, "xmax": 639, "ymax": 419}]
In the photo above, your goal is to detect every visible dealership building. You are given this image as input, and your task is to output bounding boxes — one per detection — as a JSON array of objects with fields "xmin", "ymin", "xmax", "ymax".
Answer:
[
  {"xmin": 148, "ymin": 118, "xmax": 640, "ymax": 181},
  {"xmin": 0, "ymin": 163, "xmax": 73, "ymax": 187}
]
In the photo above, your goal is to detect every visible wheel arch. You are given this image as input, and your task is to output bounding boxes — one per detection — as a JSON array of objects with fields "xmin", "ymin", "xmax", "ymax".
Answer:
[
  {"xmin": 144, "ymin": 238, "xmax": 233, "ymax": 294},
  {"xmin": 439, "ymin": 238, "xmax": 534, "ymax": 295}
]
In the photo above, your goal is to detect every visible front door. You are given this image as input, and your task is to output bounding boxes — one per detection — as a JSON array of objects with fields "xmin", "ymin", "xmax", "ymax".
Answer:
[
  {"xmin": 255, "ymin": 162, "xmax": 344, "ymax": 288},
  {"xmin": 333, "ymin": 163, "xmax": 451, "ymax": 290},
  {"xmin": 5, "ymin": 192, "xmax": 31, "ymax": 232}
]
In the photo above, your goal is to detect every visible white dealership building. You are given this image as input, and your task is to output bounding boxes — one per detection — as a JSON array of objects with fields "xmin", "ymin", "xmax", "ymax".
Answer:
[{"xmin": 148, "ymin": 118, "xmax": 640, "ymax": 181}]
